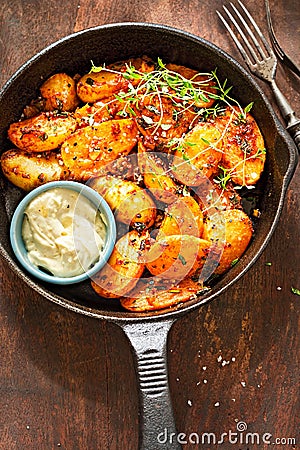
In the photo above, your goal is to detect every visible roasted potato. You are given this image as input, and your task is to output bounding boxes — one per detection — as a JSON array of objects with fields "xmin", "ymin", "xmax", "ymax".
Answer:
[
  {"xmin": 172, "ymin": 121, "xmax": 223, "ymax": 186},
  {"xmin": 77, "ymin": 56, "xmax": 154, "ymax": 103},
  {"xmin": 202, "ymin": 208, "xmax": 253, "ymax": 274},
  {"xmin": 40, "ymin": 73, "xmax": 80, "ymax": 112},
  {"xmin": 90, "ymin": 175, "xmax": 156, "ymax": 230},
  {"xmin": 134, "ymin": 95, "xmax": 194, "ymax": 149},
  {"xmin": 91, "ymin": 231, "xmax": 148, "ymax": 298},
  {"xmin": 107, "ymin": 56, "xmax": 155, "ymax": 79},
  {"xmin": 61, "ymin": 118, "xmax": 138, "ymax": 180},
  {"xmin": 217, "ymin": 106, "xmax": 266, "ymax": 186},
  {"xmin": 8, "ymin": 112, "xmax": 77, "ymax": 153},
  {"xmin": 166, "ymin": 63, "xmax": 217, "ymax": 108},
  {"xmin": 195, "ymin": 177, "xmax": 242, "ymax": 214},
  {"xmin": 145, "ymin": 235, "xmax": 211, "ymax": 280},
  {"xmin": 74, "ymin": 97, "xmax": 125, "ymax": 126},
  {"xmin": 1, "ymin": 149, "xmax": 69, "ymax": 191},
  {"xmin": 120, "ymin": 277, "xmax": 202, "ymax": 311},
  {"xmin": 157, "ymin": 195, "xmax": 204, "ymax": 239},
  {"xmin": 138, "ymin": 142, "xmax": 178, "ymax": 204},
  {"xmin": 77, "ymin": 70, "xmax": 128, "ymax": 104}
]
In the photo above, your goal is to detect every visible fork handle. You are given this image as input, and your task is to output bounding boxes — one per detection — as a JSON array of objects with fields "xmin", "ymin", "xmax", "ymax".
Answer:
[{"xmin": 270, "ymin": 80, "xmax": 300, "ymax": 153}]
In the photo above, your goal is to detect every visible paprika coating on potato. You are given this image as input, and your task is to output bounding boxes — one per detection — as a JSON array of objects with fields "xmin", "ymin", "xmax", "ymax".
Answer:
[
  {"xmin": 91, "ymin": 231, "xmax": 149, "ymax": 298},
  {"xmin": 202, "ymin": 208, "xmax": 253, "ymax": 274},
  {"xmin": 8, "ymin": 112, "xmax": 77, "ymax": 153}
]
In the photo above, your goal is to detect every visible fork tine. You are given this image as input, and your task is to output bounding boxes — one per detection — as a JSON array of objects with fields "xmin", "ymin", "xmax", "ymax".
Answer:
[
  {"xmin": 216, "ymin": 10, "xmax": 254, "ymax": 68},
  {"xmin": 265, "ymin": 0, "xmax": 284, "ymax": 60},
  {"xmin": 218, "ymin": 3, "xmax": 265, "ymax": 66},
  {"xmin": 218, "ymin": 5, "xmax": 261, "ymax": 66},
  {"xmin": 231, "ymin": 2, "xmax": 268, "ymax": 60},
  {"xmin": 264, "ymin": 0, "xmax": 300, "ymax": 77},
  {"xmin": 237, "ymin": 0, "xmax": 273, "ymax": 56}
]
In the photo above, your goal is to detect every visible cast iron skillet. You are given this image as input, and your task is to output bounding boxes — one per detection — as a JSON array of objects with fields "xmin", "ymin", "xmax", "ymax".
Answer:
[{"xmin": 0, "ymin": 24, "xmax": 298, "ymax": 449}]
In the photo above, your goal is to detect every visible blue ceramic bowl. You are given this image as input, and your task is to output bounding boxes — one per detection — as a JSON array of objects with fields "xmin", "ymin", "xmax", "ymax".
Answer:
[{"xmin": 10, "ymin": 181, "xmax": 116, "ymax": 285}]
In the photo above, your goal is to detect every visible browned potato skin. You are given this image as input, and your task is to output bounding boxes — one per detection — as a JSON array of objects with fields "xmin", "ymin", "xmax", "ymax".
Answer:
[
  {"xmin": 216, "ymin": 106, "xmax": 266, "ymax": 186},
  {"xmin": 40, "ymin": 73, "xmax": 80, "ymax": 112},
  {"xmin": 91, "ymin": 231, "xmax": 148, "ymax": 298},
  {"xmin": 145, "ymin": 235, "xmax": 211, "ymax": 280},
  {"xmin": 157, "ymin": 196, "xmax": 204, "ymax": 239},
  {"xmin": 120, "ymin": 278, "xmax": 202, "ymax": 312},
  {"xmin": 138, "ymin": 141, "xmax": 178, "ymax": 204},
  {"xmin": 107, "ymin": 56, "xmax": 155, "ymax": 80},
  {"xmin": 166, "ymin": 63, "xmax": 216, "ymax": 108},
  {"xmin": 90, "ymin": 175, "xmax": 156, "ymax": 230},
  {"xmin": 8, "ymin": 112, "xmax": 77, "ymax": 153},
  {"xmin": 134, "ymin": 95, "xmax": 194, "ymax": 149},
  {"xmin": 74, "ymin": 97, "xmax": 125, "ymax": 126},
  {"xmin": 77, "ymin": 70, "xmax": 128, "ymax": 103},
  {"xmin": 202, "ymin": 208, "xmax": 253, "ymax": 274},
  {"xmin": 195, "ymin": 177, "xmax": 242, "ymax": 214},
  {"xmin": 61, "ymin": 119, "xmax": 138, "ymax": 180},
  {"xmin": 1, "ymin": 149, "xmax": 69, "ymax": 191},
  {"xmin": 77, "ymin": 56, "xmax": 154, "ymax": 103},
  {"xmin": 172, "ymin": 122, "xmax": 223, "ymax": 186}
]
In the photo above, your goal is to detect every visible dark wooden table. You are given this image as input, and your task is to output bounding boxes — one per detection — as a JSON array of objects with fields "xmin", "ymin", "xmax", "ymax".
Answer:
[{"xmin": 0, "ymin": 1, "xmax": 299, "ymax": 449}]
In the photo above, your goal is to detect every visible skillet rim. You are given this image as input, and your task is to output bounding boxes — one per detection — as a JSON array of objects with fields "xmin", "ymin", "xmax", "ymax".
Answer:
[{"xmin": 0, "ymin": 22, "xmax": 298, "ymax": 323}]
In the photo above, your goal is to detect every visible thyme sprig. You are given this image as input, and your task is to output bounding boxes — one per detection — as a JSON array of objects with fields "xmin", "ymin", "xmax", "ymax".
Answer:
[
  {"xmin": 89, "ymin": 58, "xmax": 250, "ymax": 128},
  {"xmin": 89, "ymin": 58, "xmax": 260, "ymax": 189},
  {"xmin": 214, "ymin": 147, "xmax": 266, "ymax": 189}
]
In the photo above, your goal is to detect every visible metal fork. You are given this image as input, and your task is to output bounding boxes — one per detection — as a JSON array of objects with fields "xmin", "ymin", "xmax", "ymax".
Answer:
[
  {"xmin": 217, "ymin": 0, "xmax": 300, "ymax": 153},
  {"xmin": 265, "ymin": 0, "xmax": 300, "ymax": 78}
]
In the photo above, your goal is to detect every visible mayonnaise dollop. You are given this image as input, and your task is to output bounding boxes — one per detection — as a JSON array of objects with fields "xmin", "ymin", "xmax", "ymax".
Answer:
[{"xmin": 22, "ymin": 187, "xmax": 107, "ymax": 277}]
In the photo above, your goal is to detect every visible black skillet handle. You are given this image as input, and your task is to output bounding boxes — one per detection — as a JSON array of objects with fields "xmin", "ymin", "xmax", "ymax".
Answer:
[{"xmin": 121, "ymin": 319, "xmax": 181, "ymax": 450}]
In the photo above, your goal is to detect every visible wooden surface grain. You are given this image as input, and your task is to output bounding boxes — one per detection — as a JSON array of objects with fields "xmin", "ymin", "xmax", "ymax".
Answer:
[{"xmin": 0, "ymin": 1, "xmax": 299, "ymax": 449}]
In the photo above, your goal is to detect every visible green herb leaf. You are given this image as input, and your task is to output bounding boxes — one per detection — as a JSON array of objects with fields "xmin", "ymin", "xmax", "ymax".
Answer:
[
  {"xmin": 291, "ymin": 287, "xmax": 300, "ymax": 296},
  {"xmin": 89, "ymin": 60, "xmax": 104, "ymax": 73},
  {"xmin": 178, "ymin": 254, "xmax": 187, "ymax": 265},
  {"xmin": 244, "ymin": 102, "xmax": 254, "ymax": 113}
]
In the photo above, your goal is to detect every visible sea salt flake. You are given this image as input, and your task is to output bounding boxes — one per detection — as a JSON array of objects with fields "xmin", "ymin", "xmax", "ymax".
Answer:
[{"xmin": 221, "ymin": 360, "xmax": 230, "ymax": 366}]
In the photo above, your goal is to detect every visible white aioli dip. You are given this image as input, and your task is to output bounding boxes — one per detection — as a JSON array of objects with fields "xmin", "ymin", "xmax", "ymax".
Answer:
[{"xmin": 22, "ymin": 187, "xmax": 107, "ymax": 277}]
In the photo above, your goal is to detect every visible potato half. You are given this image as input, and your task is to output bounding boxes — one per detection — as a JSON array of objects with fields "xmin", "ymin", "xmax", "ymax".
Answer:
[
  {"xmin": 120, "ymin": 277, "xmax": 202, "ymax": 311},
  {"xmin": 172, "ymin": 122, "xmax": 223, "ymax": 186},
  {"xmin": 145, "ymin": 235, "xmax": 211, "ymax": 280},
  {"xmin": 91, "ymin": 231, "xmax": 148, "ymax": 298},
  {"xmin": 1, "ymin": 149, "xmax": 69, "ymax": 191},
  {"xmin": 90, "ymin": 176, "xmax": 156, "ymax": 230},
  {"xmin": 202, "ymin": 208, "xmax": 253, "ymax": 274},
  {"xmin": 61, "ymin": 119, "xmax": 138, "ymax": 180},
  {"xmin": 8, "ymin": 112, "xmax": 77, "ymax": 153}
]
